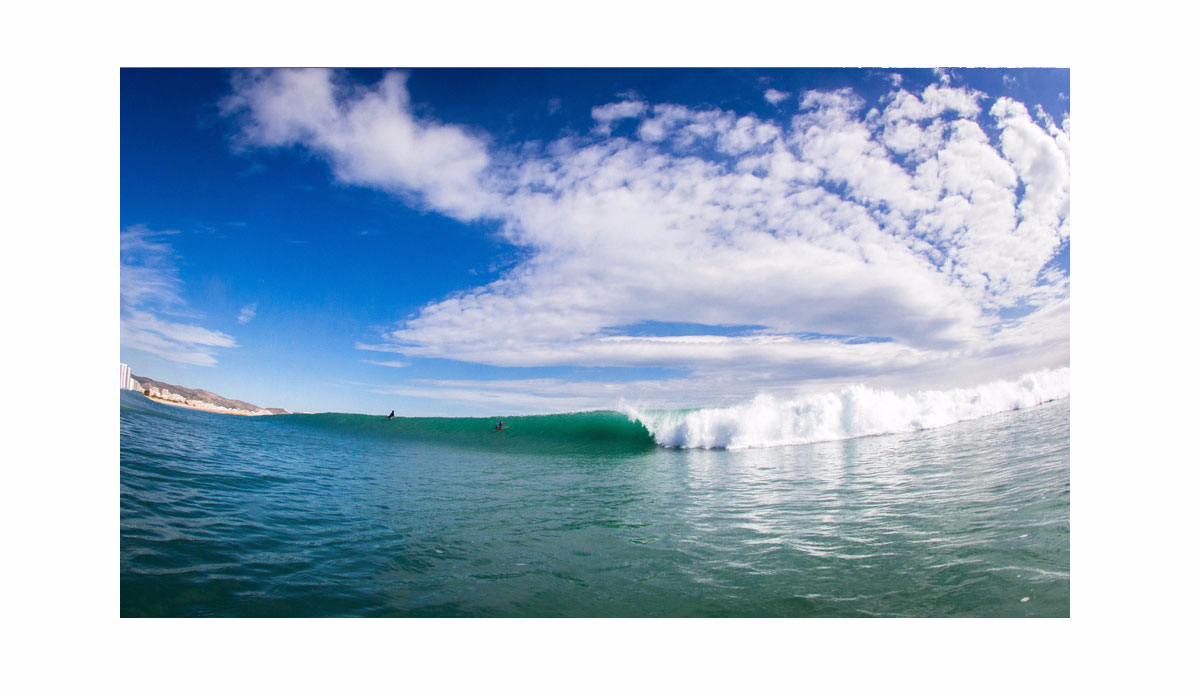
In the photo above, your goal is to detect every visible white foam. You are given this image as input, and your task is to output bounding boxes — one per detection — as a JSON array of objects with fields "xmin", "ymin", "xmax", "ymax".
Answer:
[{"xmin": 623, "ymin": 368, "xmax": 1069, "ymax": 449}]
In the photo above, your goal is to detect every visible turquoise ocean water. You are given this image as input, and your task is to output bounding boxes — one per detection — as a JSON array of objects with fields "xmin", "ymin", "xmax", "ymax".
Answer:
[{"xmin": 120, "ymin": 385, "xmax": 1069, "ymax": 617}]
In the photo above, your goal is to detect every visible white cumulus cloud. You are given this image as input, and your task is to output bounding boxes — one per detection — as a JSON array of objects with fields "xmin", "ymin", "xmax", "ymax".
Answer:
[
  {"xmin": 223, "ymin": 70, "xmax": 1070, "ymax": 409},
  {"xmin": 222, "ymin": 69, "xmax": 498, "ymax": 222},
  {"xmin": 591, "ymin": 99, "xmax": 649, "ymax": 135},
  {"xmin": 763, "ymin": 88, "xmax": 791, "ymax": 105}
]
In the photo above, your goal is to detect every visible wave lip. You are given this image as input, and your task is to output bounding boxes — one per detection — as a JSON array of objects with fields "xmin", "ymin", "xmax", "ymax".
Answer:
[{"xmin": 623, "ymin": 368, "xmax": 1069, "ymax": 450}]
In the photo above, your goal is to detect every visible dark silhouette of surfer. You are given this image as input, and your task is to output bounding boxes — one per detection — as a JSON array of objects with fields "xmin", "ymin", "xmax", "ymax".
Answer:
[{"xmin": 386, "ymin": 410, "xmax": 395, "ymax": 420}]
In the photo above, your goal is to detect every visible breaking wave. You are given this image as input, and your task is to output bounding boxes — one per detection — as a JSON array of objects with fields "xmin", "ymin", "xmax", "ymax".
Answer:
[
  {"xmin": 623, "ymin": 368, "xmax": 1069, "ymax": 450},
  {"xmin": 282, "ymin": 408, "xmax": 657, "ymax": 455},
  {"xmin": 123, "ymin": 369, "xmax": 1069, "ymax": 453}
]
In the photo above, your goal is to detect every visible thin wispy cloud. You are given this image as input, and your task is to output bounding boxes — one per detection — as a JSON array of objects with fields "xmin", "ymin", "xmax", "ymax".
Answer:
[
  {"xmin": 225, "ymin": 69, "xmax": 1069, "ymax": 409},
  {"xmin": 120, "ymin": 226, "xmax": 238, "ymax": 366},
  {"xmin": 362, "ymin": 359, "xmax": 411, "ymax": 368},
  {"xmin": 120, "ymin": 225, "xmax": 184, "ymax": 309},
  {"xmin": 237, "ymin": 302, "xmax": 258, "ymax": 324}
]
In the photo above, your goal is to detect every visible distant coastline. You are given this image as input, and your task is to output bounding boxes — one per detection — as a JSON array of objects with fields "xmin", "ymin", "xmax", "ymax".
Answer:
[
  {"xmin": 123, "ymin": 368, "xmax": 289, "ymax": 416},
  {"xmin": 136, "ymin": 391, "xmax": 285, "ymax": 417}
]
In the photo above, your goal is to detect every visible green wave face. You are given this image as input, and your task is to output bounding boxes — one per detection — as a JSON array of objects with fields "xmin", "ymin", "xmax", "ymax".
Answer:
[{"xmin": 284, "ymin": 410, "xmax": 659, "ymax": 456}]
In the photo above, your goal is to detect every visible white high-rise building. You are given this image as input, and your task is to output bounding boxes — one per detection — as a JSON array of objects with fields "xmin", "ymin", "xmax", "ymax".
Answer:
[{"xmin": 120, "ymin": 363, "xmax": 134, "ymax": 390}]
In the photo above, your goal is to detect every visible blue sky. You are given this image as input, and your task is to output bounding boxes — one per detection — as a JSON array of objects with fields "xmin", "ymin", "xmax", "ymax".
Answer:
[{"xmin": 121, "ymin": 68, "xmax": 1070, "ymax": 415}]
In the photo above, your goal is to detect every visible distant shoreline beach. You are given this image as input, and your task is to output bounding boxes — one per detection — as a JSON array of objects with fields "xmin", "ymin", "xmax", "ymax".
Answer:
[
  {"xmin": 124, "ymin": 369, "xmax": 290, "ymax": 416},
  {"xmin": 136, "ymin": 391, "xmax": 274, "ymax": 417}
]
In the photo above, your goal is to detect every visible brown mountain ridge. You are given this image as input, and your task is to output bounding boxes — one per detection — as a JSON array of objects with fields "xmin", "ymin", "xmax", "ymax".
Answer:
[{"xmin": 133, "ymin": 375, "xmax": 290, "ymax": 415}]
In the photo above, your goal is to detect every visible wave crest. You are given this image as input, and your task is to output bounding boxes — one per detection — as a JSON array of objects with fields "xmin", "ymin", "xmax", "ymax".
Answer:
[{"xmin": 623, "ymin": 368, "xmax": 1069, "ymax": 450}]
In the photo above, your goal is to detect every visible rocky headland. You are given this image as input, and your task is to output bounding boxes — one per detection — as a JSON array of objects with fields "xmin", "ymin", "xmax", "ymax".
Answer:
[{"xmin": 131, "ymin": 375, "xmax": 290, "ymax": 416}]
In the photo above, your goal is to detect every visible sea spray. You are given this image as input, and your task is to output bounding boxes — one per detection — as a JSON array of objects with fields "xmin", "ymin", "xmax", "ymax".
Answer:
[
  {"xmin": 129, "ymin": 369, "xmax": 1069, "ymax": 454},
  {"xmin": 122, "ymin": 389, "xmax": 1070, "ymax": 617},
  {"xmin": 622, "ymin": 368, "xmax": 1070, "ymax": 449}
]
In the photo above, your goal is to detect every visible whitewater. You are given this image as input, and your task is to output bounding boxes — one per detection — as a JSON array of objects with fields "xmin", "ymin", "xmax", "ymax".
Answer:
[
  {"xmin": 121, "ymin": 368, "xmax": 1069, "ymax": 617},
  {"xmin": 626, "ymin": 368, "xmax": 1069, "ymax": 449}
]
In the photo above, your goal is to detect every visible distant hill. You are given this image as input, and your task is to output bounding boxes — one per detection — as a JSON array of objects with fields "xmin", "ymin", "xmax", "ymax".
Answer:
[{"xmin": 132, "ymin": 375, "xmax": 290, "ymax": 415}]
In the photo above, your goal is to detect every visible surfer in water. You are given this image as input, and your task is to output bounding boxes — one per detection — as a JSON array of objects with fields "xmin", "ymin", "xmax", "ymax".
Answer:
[
  {"xmin": 495, "ymin": 420, "xmax": 504, "ymax": 431},
  {"xmin": 386, "ymin": 410, "xmax": 395, "ymax": 420}
]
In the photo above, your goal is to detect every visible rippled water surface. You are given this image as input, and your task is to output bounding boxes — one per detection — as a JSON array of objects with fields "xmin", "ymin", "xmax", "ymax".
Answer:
[{"xmin": 121, "ymin": 392, "xmax": 1068, "ymax": 617}]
